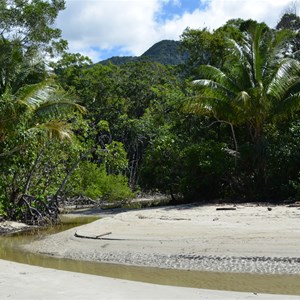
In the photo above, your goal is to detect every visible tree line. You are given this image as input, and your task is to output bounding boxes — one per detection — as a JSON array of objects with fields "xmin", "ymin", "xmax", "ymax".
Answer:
[{"xmin": 1, "ymin": 1, "xmax": 300, "ymax": 224}]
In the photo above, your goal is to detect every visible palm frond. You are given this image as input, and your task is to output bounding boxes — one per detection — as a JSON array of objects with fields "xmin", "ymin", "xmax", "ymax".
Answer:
[
  {"xmin": 270, "ymin": 29, "xmax": 294, "ymax": 58},
  {"xmin": 251, "ymin": 23, "xmax": 266, "ymax": 84},
  {"xmin": 197, "ymin": 65, "xmax": 240, "ymax": 93},
  {"xmin": 227, "ymin": 38, "xmax": 256, "ymax": 88},
  {"xmin": 234, "ymin": 90, "xmax": 251, "ymax": 105},
  {"xmin": 188, "ymin": 95, "xmax": 237, "ymax": 121},
  {"xmin": 33, "ymin": 100, "xmax": 85, "ymax": 120},
  {"xmin": 193, "ymin": 80, "xmax": 239, "ymax": 111},
  {"xmin": 267, "ymin": 58, "xmax": 300, "ymax": 100},
  {"xmin": 190, "ymin": 22, "xmax": 300, "ymax": 133},
  {"xmin": 193, "ymin": 78, "xmax": 236, "ymax": 98},
  {"xmin": 227, "ymin": 38, "xmax": 244, "ymax": 59},
  {"xmin": 273, "ymin": 92, "xmax": 300, "ymax": 118},
  {"xmin": 31, "ymin": 120, "xmax": 73, "ymax": 141},
  {"xmin": 16, "ymin": 80, "xmax": 58, "ymax": 109},
  {"xmin": 15, "ymin": 79, "xmax": 86, "ymax": 120}
]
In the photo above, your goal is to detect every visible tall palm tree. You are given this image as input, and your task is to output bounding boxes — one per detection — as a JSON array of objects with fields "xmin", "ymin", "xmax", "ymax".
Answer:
[
  {"xmin": 0, "ymin": 78, "xmax": 85, "ymax": 223},
  {"xmin": 0, "ymin": 79, "xmax": 85, "ymax": 156},
  {"xmin": 191, "ymin": 22, "xmax": 300, "ymax": 194}
]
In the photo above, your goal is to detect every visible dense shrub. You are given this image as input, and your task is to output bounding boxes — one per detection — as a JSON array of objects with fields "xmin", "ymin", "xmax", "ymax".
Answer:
[{"xmin": 68, "ymin": 162, "xmax": 134, "ymax": 201}]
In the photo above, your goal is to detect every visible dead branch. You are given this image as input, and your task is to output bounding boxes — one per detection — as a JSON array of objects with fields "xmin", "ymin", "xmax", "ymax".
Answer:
[
  {"xmin": 216, "ymin": 207, "xmax": 237, "ymax": 211},
  {"xmin": 74, "ymin": 231, "xmax": 112, "ymax": 239}
]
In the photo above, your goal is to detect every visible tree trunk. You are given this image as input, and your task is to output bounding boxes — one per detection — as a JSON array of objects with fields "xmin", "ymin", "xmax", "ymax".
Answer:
[{"xmin": 24, "ymin": 142, "xmax": 47, "ymax": 195}]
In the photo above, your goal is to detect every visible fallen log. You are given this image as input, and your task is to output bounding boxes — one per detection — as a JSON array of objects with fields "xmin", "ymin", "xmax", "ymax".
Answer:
[
  {"xmin": 74, "ymin": 231, "xmax": 112, "ymax": 239},
  {"xmin": 216, "ymin": 207, "xmax": 236, "ymax": 211}
]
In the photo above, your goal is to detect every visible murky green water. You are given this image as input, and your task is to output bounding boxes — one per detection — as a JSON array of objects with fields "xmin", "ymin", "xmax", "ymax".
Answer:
[{"xmin": 1, "ymin": 215, "xmax": 300, "ymax": 295}]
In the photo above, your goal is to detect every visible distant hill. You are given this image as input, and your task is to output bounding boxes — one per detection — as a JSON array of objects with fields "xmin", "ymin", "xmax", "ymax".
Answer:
[
  {"xmin": 141, "ymin": 40, "xmax": 186, "ymax": 65},
  {"xmin": 99, "ymin": 40, "xmax": 187, "ymax": 66},
  {"xmin": 99, "ymin": 56, "xmax": 138, "ymax": 66}
]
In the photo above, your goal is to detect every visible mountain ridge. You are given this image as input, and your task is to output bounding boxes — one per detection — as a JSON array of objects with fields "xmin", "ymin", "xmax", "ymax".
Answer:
[{"xmin": 98, "ymin": 40, "xmax": 186, "ymax": 66}]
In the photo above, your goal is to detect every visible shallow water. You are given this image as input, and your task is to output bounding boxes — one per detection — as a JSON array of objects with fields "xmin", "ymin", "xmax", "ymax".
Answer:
[{"xmin": 0, "ymin": 215, "xmax": 300, "ymax": 295}]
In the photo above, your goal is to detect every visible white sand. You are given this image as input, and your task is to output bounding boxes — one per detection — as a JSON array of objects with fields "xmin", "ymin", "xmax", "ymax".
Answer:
[
  {"xmin": 3, "ymin": 203, "xmax": 300, "ymax": 299},
  {"xmin": 1, "ymin": 259, "xmax": 299, "ymax": 300},
  {"xmin": 26, "ymin": 204, "xmax": 300, "ymax": 273}
]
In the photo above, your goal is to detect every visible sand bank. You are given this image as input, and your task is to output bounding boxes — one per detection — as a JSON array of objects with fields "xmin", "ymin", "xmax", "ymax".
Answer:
[
  {"xmin": 1, "ymin": 259, "xmax": 299, "ymax": 299},
  {"xmin": 7, "ymin": 203, "xmax": 298, "ymax": 298},
  {"xmin": 25, "ymin": 204, "xmax": 300, "ymax": 274}
]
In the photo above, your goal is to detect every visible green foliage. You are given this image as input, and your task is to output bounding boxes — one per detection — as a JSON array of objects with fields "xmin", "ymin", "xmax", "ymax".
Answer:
[
  {"xmin": 0, "ymin": 79, "xmax": 83, "ymax": 159},
  {"xmin": 141, "ymin": 128, "xmax": 233, "ymax": 200},
  {"xmin": 264, "ymin": 121, "xmax": 300, "ymax": 199},
  {"xmin": 104, "ymin": 141, "xmax": 128, "ymax": 174},
  {"xmin": 99, "ymin": 56, "xmax": 139, "ymax": 66},
  {"xmin": 189, "ymin": 21, "xmax": 300, "ymax": 199},
  {"xmin": 0, "ymin": 0, "xmax": 88, "ymax": 223},
  {"xmin": 50, "ymin": 19, "xmax": 300, "ymax": 204},
  {"xmin": 140, "ymin": 127, "xmax": 180, "ymax": 194},
  {"xmin": 141, "ymin": 40, "xmax": 187, "ymax": 65},
  {"xmin": 68, "ymin": 162, "xmax": 134, "ymax": 201},
  {"xmin": 6, "ymin": 13, "xmax": 297, "ymax": 212},
  {"xmin": 180, "ymin": 22, "xmax": 243, "ymax": 76},
  {"xmin": 179, "ymin": 141, "xmax": 233, "ymax": 200},
  {"xmin": 0, "ymin": 0, "xmax": 67, "ymax": 56},
  {"xmin": 0, "ymin": 135, "xmax": 76, "ymax": 220},
  {"xmin": 0, "ymin": 0, "xmax": 67, "ymax": 96}
]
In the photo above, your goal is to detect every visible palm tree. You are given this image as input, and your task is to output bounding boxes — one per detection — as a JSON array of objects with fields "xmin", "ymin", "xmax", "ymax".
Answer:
[
  {"xmin": 191, "ymin": 22, "xmax": 300, "ymax": 196},
  {"xmin": 0, "ymin": 79, "xmax": 85, "ymax": 155},
  {"xmin": 0, "ymin": 78, "xmax": 85, "ymax": 223}
]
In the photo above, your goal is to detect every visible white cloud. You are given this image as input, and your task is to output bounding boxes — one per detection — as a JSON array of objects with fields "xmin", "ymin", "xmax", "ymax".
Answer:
[
  {"xmin": 57, "ymin": 0, "xmax": 164, "ymax": 61},
  {"xmin": 158, "ymin": 0, "xmax": 292, "ymax": 40},
  {"xmin": 57, "ymin": 0, "xmax": 294, "ymax": 62}
]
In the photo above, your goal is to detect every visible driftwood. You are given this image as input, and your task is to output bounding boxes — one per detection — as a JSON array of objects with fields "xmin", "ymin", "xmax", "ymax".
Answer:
[
  {"xmin": 74, "ymin": 232, "xmax": 172, "ymax": 242},
  {"xmin": 74, "ymin": 231, "xmax": 112, "ymax": 239},
  {"xmin": 216, "ymin": 207, "xmax": 236, "ymax": 211}
]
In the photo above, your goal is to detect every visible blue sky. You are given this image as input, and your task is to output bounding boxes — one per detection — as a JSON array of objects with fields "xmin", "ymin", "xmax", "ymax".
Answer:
[
  {"xmin": 56, "ymin": 0, "xmax": 294, "ymax": 62},
  {"xmin": 157, "ymin": 0, "xmax": 207, "ymax": 21}
]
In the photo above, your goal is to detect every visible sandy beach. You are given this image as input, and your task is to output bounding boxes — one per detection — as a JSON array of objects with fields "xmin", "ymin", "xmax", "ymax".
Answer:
[
  {"xmin": 2, "ymin": 203, "xmax": 300, "ymax": 299},
  {"xmin": 25, "ymin": 203, "xmax": 300, "ymax": 274},
  {"xmin": 2, "ymin": 259, "xmax": 299, "ymax": 300}
]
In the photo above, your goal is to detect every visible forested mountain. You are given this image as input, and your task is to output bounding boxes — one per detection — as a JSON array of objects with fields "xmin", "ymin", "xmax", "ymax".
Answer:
[
  {"xmin": 99, "ymin": 40, "xmax": 186, "ymax": 66},
  {"xmin": 99, "ymin": 55, "xmax": 138, "ymax": 66},
  {"xmin": 141, "ymin": 40, "xmax": 187, "ymax": 65}
]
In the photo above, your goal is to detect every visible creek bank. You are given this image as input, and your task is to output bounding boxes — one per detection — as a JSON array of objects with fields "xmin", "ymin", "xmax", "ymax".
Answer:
[
  {"xmin": 2, "ymin": 203, "xmax": 300, "ymax": 297},
  {"xmin": 3, "ymin": 259, "xmax": 299, "ymax": 300},
  {"xmin": 0, "ymin": 195, "xmax": 171, "ymax": 235},
  {"xmin": 0, "ymin": 221, "xmax": 35, "ymax": 236},
  {"xmin": 24, "ymin": 203, "xmax": 300, "ymax": 275}
]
